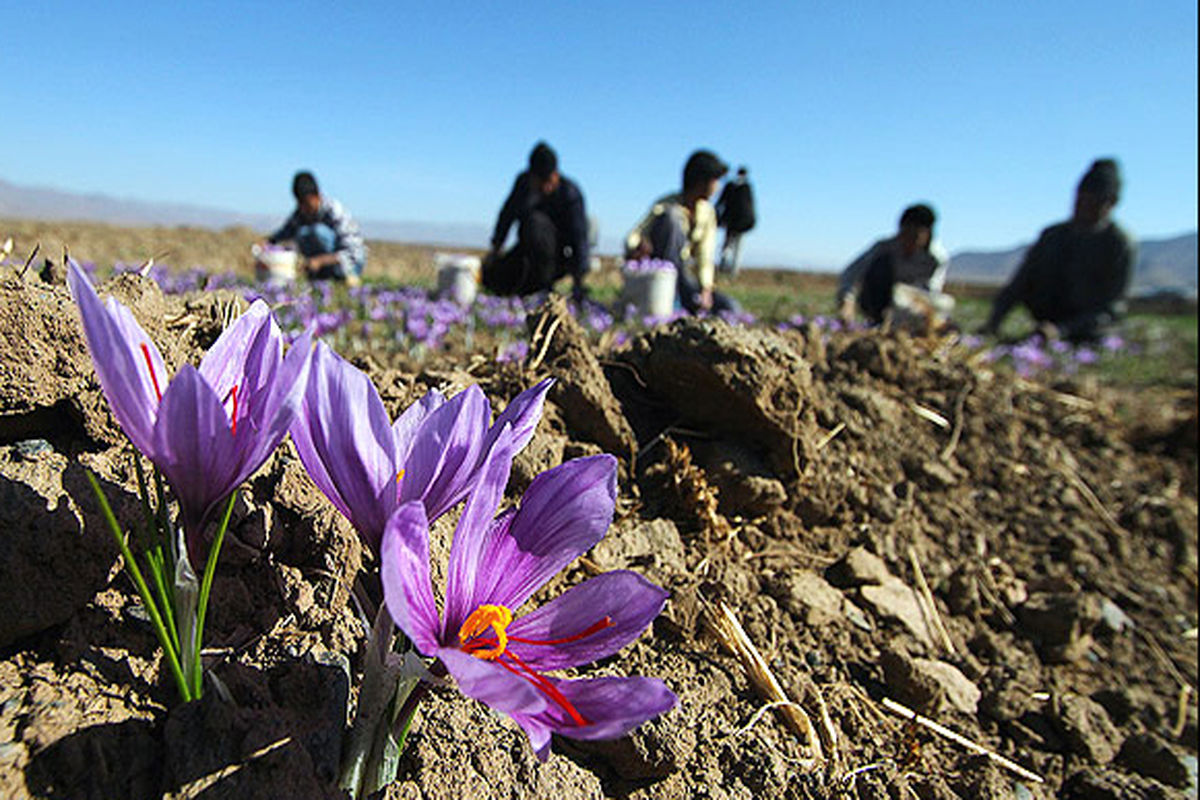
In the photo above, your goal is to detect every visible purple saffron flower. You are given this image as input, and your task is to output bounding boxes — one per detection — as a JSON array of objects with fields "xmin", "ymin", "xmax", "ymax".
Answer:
[
  {"xmin": 1101, "ymin": 333, "xmax": 1125, "ymax": 353},
  {"xmin": 289, "ymin": 342, "xmax": 551, "ymax": 553},
  {"xmin": 381, "ymin": 453, "xmax": 676, "ymax": 760},
  {"xmin": 68, "ymin": 261, "xmax": 312, "ymax": 558}
]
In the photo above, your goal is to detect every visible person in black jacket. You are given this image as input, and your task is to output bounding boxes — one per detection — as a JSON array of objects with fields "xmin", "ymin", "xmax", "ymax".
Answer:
[
  {"xmin": 982, "ymin": 158, "xmax": 1137, "ymax": 342},
  {"xmin": 483, "ymin": 142, "xmax": 590, "ymax": 300},
  {"xmin": 714, "ymin": 165, "xmax": 755, "ymax": 276}
]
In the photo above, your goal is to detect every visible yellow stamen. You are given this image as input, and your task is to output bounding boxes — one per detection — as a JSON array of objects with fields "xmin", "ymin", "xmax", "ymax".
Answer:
[
  {"xmin": 458, "ymin": 604, "xmax": 512, "ymax": 661},
  {"xmin": 396, "ymin": 467, "xmax": 406, "ymax": 484}
]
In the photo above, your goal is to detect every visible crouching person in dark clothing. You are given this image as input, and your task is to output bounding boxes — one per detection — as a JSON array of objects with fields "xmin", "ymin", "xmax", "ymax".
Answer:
[
  {"xmin": 483, "ymin": 142, "xmax": 589, "ymax": 301},
  {"xmin": 983, "ymin": 158, "xmax": 1136, "ymax": 342}
]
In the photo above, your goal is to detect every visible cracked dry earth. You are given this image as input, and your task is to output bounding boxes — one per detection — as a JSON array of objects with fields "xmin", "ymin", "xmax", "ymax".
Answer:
[{"xmin": 0, "ymin": 273, "xmax": 1196, "ymax": 799}]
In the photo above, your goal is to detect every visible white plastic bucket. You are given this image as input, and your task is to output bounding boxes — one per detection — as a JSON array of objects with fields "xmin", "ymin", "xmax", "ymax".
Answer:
[
  {"xmin": 623, "ymin": 269, "xmax": 677, "ymax": 318},
  {"xmin": 251, "ymin": 243, "xmax": 298, "ymax": 283},
  {"xmin": 435, "ymin": 253, "xmax": 481, "ymax": 305}
]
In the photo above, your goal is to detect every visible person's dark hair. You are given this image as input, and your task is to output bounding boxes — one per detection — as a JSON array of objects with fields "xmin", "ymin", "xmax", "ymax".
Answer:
[
  {"xmin": 528, "ymin": 142, "xmax": 558, "ymax": 180},
  {"xmin": 1078, "ymin": 158, "xmax": 1122, "ymax": 204},
  {"xmin": 899, "ymin": 203, "xmax": 936, "ymax": 230},
  {"xmin": 682, "ymin": 150, "xmax": 729, "ymax": 191},
  {"xmin": 292, "ymin": 171, "xmax": 319, "ymax": 200}
]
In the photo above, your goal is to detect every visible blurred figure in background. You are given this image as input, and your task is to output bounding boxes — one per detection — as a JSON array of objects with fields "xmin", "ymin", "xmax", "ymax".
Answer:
[
  {"xmin": 265, "ymin": 171, "xmax": 366, "ymax": 283},
  {"xmin": 714, "ymin": 165, "xmax": 756, "ymax": 276},
  {"xmin": 982, "ymin": 158, "xmax": 1136, "ymax": 342},
  {"xmin": 483, "ymin": 141, "xmax": 590, "ymax": 301},
  {"xmin": 626, "ymin": 149, "xmax": 741, "ymax": 315},
  {"xmin": 837, "ymin": 203, "xmax": 950, "ymax": 326}
]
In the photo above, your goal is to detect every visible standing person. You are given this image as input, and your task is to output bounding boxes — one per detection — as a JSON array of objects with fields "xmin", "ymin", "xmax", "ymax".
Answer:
[
  {"xmin": 266, "ymin": 171, "xmax": 366, "ymax": 282},
  {"xmin": 714, "ymin": 165, "xmax": 756, "ymax": 275},
  {"xmin": 982, "ymin": 158, "xmax": 1136, "ymax": 342},
  {"xmin": 836, "ymin": 203, "xmax": 949, "ymax": 324},
  {"xmin": 483, "ymin": 141, "xmax": 590, "ymax": 301},
  {"xmin": 625, "ymin": 149, "xmax": 741, "ymax": 315}
]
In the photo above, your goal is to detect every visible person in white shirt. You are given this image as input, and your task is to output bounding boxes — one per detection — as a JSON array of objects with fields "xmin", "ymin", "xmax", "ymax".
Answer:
[
  {"xmin": 837, "ymin": 203, "xmax": 949, "ymax": 324},
  {"xmin": 626, "ymin": 150, "xmax": 741, "ymax": 315}
]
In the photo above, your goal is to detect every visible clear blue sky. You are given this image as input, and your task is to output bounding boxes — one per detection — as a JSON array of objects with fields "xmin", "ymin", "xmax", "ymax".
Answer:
[{"xmin": 1, "ymin": 1, "xmax": 1195, "ymax": 269}]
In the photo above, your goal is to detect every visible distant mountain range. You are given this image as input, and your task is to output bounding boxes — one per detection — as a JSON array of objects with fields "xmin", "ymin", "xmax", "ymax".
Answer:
[
  {"xmin": 949, "ymin": 231, "xmax": 1197, "ymax": 297},
  {"xmin": 2, "ymin": 177, "xmax": 1195, "ymax": 294},
  {"xmin": 0, "ymin": 178, "xmax": 493, "ymax": 249}
]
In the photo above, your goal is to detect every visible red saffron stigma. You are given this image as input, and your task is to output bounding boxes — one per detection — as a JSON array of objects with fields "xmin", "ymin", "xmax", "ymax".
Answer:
[
  {"xmin": 458, "ymin": 608, "xmax": 612, "ymax": 727},
  {"xmin": 140, "ymin": 343, "xmax": 162, "ymax": 402},
  {"xmin": 508, "ymin": 616, "xmax": 613, "ymax": 646},
  {"xmin": 229, "ymin": 385, "xmax": 239, "ymax": 435},
  {"xmin": 497, "ymin": 651, "xmax": 589, "ymax": 726}
]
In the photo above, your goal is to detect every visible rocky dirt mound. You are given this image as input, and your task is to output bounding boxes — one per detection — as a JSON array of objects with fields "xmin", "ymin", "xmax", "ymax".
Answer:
[{"xmin": 0, "ymin": 280, "xmax": 1196, "ymax": 799}]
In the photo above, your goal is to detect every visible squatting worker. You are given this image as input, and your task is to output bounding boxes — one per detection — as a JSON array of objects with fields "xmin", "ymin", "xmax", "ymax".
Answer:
[
  {"xmin": 982, "ymin": 158, "xmax": 1136, "ymax": 342},
  {"xmin": 837, "ymin": 204, "xmax": 950, "ymax": 325},
  {"xmin": 265, "ymin": 171, "xmax": 367, "ymax": 283},
  {"xmin": 625, "ymin": 149, "xmax": 741, "ymax": 315},
  {"xmin": 483, "ymin": 142, "xmax": 590, "ymax": 302}
]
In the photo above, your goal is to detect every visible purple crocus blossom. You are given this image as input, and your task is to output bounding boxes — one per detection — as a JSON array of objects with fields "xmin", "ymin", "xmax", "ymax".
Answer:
[
  {"xmin": 68, "ymin": 261, "xmax": 312, "ymax": 558},
  {"xmin": 289, "ymin": 341, "xmax": 551, "ymax": 554},
  {"xmin": 381, "ymin": 452, "xmax": 676, "ymax": 760}
]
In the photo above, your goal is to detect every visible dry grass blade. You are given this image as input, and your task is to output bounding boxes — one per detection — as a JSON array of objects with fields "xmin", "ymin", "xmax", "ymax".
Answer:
[
  {"xmin": 910, "ymin": 403, "xmax": 950, "ymax": 429},
  {"xmin": 19, "ymin": 241, "xmax": 41, "ymax": 278},
  {"xmin": 939, "ymin": 386, "xmax": 969, "ymax": 462},
  {"xmin": 1172, "ymin": 684, "xmax": 1192, "ymax": 741},
  {"xmin": 881, "ymin": 697, "xmax": 1044, "ymax": 784},
  {"xmin": 907, "ymin": 546, "xmax": 956, "ymax": 657},
  {"xmin": 815, "ymin": 422, "xmax": 845, "ymax": 451},
  {"xmin": 706, "ymin": 600, "xmax": 824, "ymax": 764},
  {"xmin": 1058, "ymin": 466, "xmax": 1128, "ymax": 539},
  {"xmin": 526, "ymin": 315, "xmax": 561, "ymax": 371}
]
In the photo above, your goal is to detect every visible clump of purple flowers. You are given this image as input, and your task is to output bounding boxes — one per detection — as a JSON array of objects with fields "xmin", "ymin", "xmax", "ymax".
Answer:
[
  {"xmin": 622, "ymin": 257, "xmax": 677, "ymax": 275},
  {"xmin": 971, "ymin": 332, "xmax": 1132, "ymax": 377},
  {"xmin": 68, "ymin": 261, "xmax": 312, "ymax": 702}
]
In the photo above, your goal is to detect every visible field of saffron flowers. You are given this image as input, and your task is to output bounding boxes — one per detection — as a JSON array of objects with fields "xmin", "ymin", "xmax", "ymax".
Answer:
[{"xmin": 0, "ymin": 220, "xmax": 1196, "ymax": 800}]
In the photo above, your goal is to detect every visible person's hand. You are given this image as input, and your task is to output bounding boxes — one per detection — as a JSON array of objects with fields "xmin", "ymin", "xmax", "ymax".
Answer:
[
  {"xmin": 571, "ymin": 281, "xmax": 589, "ymax": 305},
  {"xmin": 628, "ymin": 240, "xmax": 652, "ymax": 260},
  {"xmin": 838, "ymin": 296, "xmax": 857, "ymax": 322},
  {"xmin": 698, "ymin": 287, "xmax": 714, "ymax": 311},
  {"xmin": 1035, "ymin": 321, "xmax": 1060, "ymax": 341}
]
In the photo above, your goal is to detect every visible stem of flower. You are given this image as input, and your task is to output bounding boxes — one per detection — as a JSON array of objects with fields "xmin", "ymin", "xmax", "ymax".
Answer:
[
  {"xmin": 192, "ymin": 490, "xmax": 237, "ymax": 698},
  {"xmin": 145, "ymin": 546, "xmax": 179, "ymax": 647},
  {"xmin": 133, "ymin": 455, "xmax": 178, "ymax": 645},
  {"xmin": 151, "ymin": 467, "xmax": 174, "ymax": 567},
  {"xmin": 85, "ymin": 469, "xmax": 192, "ymax": 703}
]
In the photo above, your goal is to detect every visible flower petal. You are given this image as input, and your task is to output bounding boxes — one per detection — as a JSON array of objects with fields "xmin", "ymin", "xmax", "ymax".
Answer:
[
  {"xmin": 240, "ymin": 327, "xmax": 311, "ymax": 469},
  {"xmin": 151, "ymin": 365, "xmax": 239, "ymax": 550},
  {"xmin": 398, "ymin": 384, "xmax": 490, "ymax": 520},
  {"xmin": 438, "ymin": 648, "xmax": 548, "ymax": 718},
  {"xmin": 197, "ymin": 300, "xmax": 275, "ymax": 402},
  {"xmin": 509, "ymin": 676, "xmax": 677, "ymax": 761},
  {"xmin": 482, "ymin": 378, "xmax": 553, "ymax": 456},
  {"xmin": 506, "ymin": 571, "xmax": 668, "ymax": 671},
  {"xmin": 67, "ymin": 261, "xmax": 163, "ymax": 455},
  {"xmin": 441, "ymin": 423, "xmax": 517, "ymax": 637},
  {"xmin": 391, "ymin": 389, "xmax": 446, "ymax": 467},
  {"xmin": 380, "ymin": 502, "xmax": 442, "ymax": 655},
  {"xmin": 289, "ymin": 342, "xmax": 397, "ymax": 551},
  {"xmin": 459, "ymin": 455, "xmax": 618, "ymax": 616}
]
